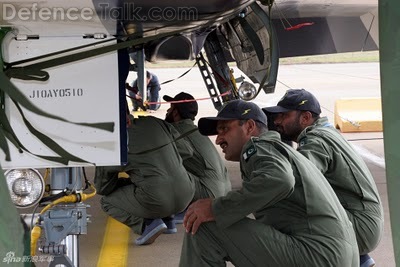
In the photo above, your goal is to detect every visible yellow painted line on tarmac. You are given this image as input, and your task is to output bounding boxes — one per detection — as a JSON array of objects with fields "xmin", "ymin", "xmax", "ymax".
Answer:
[{"xmin": 97, "ymin": 217, "xmax": 131, "ymax": 267}]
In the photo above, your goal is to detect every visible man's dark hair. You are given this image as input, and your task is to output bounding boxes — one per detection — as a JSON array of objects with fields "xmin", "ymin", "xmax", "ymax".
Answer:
[
  {"xmin": 238, "ymin": 119, "xmax": 268, "ymax": 133},
  {"xmin": 163, "ymin": 92, "xmax": 198, "ymax": 121}
]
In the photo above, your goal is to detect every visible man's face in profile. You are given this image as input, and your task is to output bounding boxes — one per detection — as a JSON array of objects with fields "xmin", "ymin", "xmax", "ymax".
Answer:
[{"xmin": 165, "ymin": 104, "xmax": 176, "ymax": 123}]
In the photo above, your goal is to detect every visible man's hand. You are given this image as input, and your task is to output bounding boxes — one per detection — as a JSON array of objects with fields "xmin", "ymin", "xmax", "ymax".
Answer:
[
  {"xmin": 135, "ymin": 94, "xmax": 142, "ymax": 100},
  {"xmin": 126, "ymin": 83, "xmax": 139, "ymax": 94},
  {"xmin": 183, "ymin": 198, "xmax": 215, "ymax": 235}
]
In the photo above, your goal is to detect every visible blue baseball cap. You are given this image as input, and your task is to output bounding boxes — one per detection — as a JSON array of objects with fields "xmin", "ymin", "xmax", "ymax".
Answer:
[
  {"xmin": 198, "ymin": 100, "xmax": 267, "ymax": 136},
  {"xmin": 263, "ymin": 89, "xmax": 321, "ymax": 115}
]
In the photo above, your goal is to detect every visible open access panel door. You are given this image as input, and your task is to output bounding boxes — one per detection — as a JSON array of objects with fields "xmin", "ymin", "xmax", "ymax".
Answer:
[{"xmin": 0, "ymin": 35, "xmax": 127, "ymax": 169}]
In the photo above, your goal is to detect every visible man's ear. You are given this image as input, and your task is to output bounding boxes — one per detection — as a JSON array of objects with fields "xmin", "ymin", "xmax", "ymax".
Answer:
[
  {"xmin": 245, "ymin": 119, "xmax": 257, "ymax": 135},
  {"xmin": 300, "ymin": 111, "xmax": 314, "ymax": 126},
  {"xmin": 172, "ymin": 107, "xmax": 182, "ymax": 120}
]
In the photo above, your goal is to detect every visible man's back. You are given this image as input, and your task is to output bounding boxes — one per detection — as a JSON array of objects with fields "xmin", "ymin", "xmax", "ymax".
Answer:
[
  {"xmin": 297, "ymin": 117, "xmax": 383, "ymax": 254},
  {"xmin": 172, "ymin": 119, "xmax": 231, "ymax": 199},
  {"xmin": 126, "ymin": 116, "xmax": 195, "ymax": 215},
  {"xmin": 298, "ymin": 118, "xmax": 381, "ymax": 206}
]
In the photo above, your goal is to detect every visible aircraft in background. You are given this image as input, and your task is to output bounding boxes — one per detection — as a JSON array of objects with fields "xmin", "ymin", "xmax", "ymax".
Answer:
[
  {"xmin": 0, "ymin": 1, "xmax": 378, "ymax": 266},
  {"xmin": 1, "ymin": 0, "xmax": 378, "ymax": 109}
]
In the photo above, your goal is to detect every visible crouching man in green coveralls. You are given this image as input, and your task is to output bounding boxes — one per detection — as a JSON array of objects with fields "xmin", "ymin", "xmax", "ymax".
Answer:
[
  {"xmin": 164, "ymin": 92, "xmax": 231, "ymax": 201},
  {"xmin": 179, "ymin": 100, "xmax": 359, "ymax": 267},
  {"xmin": 264, "ymin": 89, "xmax": 383, "ymax": 267},
  {"xmin": 163, "ymin": 91, "xmax": 231, "ymax": 226},
  {"xmin": 95, "ymin": 116, "xmax": 195, "ymax": 245}
]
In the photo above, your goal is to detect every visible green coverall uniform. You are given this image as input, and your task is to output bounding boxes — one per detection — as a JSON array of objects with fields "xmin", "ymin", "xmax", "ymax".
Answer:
[
  {"xmin": 180, "ymin": 131, "xmax": 359, "ymax": 267},
  {"xmin": 95, "ymin": 116, "xmax": 195, "ymax": 234},
  {"xmin": 0, "ymin": 169, "xmax": 25, "ymax": 267},
  {"xmin": 297, "ymin": 117, "xmax": 383, "ymax": 254},
  {"xmin": 171, "ymin": 119, "xmax": 231, "ymax": 200}
]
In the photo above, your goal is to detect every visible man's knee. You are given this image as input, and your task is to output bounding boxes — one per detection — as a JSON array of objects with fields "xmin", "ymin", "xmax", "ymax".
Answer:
[{"xmin": 100, "ymin": 196, "xmax": 114, "ymax": 214}]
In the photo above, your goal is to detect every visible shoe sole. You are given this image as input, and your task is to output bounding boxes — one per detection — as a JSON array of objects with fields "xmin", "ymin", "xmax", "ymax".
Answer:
[
  {"xmin": 135, "ymin": 224, "xmax": 167, "ymax": 246},
  {"xmin": 163, "ymin": 228, "xmax": 177, "ymax": 234}
]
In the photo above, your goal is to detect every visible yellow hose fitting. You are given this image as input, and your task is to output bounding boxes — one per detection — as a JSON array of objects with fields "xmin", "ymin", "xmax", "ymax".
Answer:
[{"xmin": 30, "ymin": 225, "xmax": 42, "ymax": 256}]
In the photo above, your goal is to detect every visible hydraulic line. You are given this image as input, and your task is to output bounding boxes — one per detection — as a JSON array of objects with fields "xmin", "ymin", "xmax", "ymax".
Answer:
[{"xmin": 31, "ymin": 184, "xmax": 96, "ymax": 255}]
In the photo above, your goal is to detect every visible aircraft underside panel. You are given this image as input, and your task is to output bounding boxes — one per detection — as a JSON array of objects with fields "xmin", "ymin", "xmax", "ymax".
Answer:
[
  {"xmin": 0, "ymin": 0, "xmax": 113, "ymax": 37},
  {"xmin": 0, "ymin": 35, "xmax": 125, "ymax": 169},
  {"xmin": 272, "ymin": 16, "xmax": 379, "ymax": 58}
]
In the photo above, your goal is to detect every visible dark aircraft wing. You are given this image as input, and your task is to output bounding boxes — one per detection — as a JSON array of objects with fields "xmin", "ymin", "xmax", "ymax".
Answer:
[
  {"xmin": 1, "ymin": 0, "xmax": 378, "ymax": 100},
  {"xmin": 270, "ymin": 0, "xmax": 379, "ymax": 57}
]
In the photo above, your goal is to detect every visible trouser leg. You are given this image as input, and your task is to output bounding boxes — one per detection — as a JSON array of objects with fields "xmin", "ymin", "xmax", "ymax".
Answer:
[
  {"xmin": 99, "ymin": 184, "xmax": 149, "ymax": 234},
  {"xmin": 100, "ymin": 197, "xmax": 144, "ymax": 234},
  {"xmin": 99, "ymin": 182, "xmax": 175, "ymax": 234},
  {"xmin": 0, "ymin": 168, "xmax": 25, "ymax": 260},
  {"xmin": 180, "ymin": 231, "xmax": 225, "ymax": 267},
  {"xmin": 179, "ymin": 217, "xmax": 357, "ymax": 267},
  {"xmin": 346, "ymin": 209, "xmax": 384, "ymax": 255},
  {"xmin": 127, "ymin": 90, "xmax": 138, "ymax": 110},
  {"xmin": 179, "ymin": 218, "xmax": 305, "ymax": 267},
  {"xmin": 148, "ymin": 89, "xmax": 159, "ymax": 110},
  {"xmin": 132, "ymin": 99, "xmax": 139, "ymax": 110}
]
